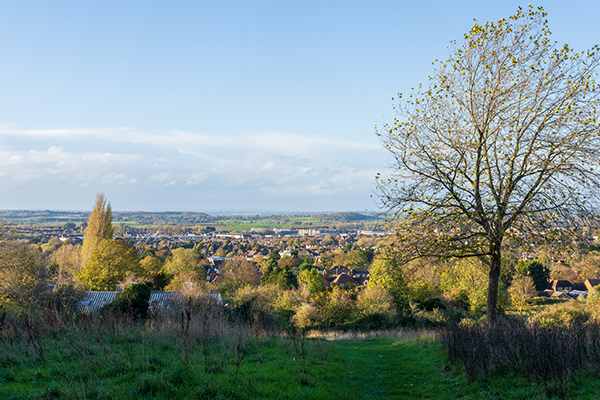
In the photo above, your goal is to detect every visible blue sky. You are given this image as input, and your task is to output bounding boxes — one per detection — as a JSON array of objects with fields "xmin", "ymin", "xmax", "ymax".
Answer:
[{"xmin": 0, "ymin": 1, "xmax": 598, "ymax": 212}]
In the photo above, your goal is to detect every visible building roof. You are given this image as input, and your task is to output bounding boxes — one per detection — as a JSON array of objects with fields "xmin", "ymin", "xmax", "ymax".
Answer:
[
  {"xmin": 80, "ymin": 291, "xmax": 117, "ymax": 313},
  {"xmin": 585, "ymin": 279, "xmax": 600, "ymax": 291},
  {"xmin": 551, "ymin": 280, "xmax": 573, "ymax": 290},
  {"xmin": 331, "ymin": 273, "xmax": 358, "ymax": 286},
  {"xmin": 325, "ymin": 266, "xmax": 350, "ymax": 276},
  {"xmin": 149, "ymin": 291, "xmax": 182, "ymax": 311}
]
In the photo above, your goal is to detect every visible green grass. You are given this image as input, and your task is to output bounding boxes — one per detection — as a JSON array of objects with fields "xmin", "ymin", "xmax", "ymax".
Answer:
[{"xmin": 3, "ymin": 330, "xmax": 600, "ymax": 399}]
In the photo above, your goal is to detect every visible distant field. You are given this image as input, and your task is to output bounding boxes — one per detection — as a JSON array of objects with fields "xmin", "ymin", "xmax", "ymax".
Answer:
[{"xmin": 0, "ymin": 210, "xmax": 382, "ymax": 230}]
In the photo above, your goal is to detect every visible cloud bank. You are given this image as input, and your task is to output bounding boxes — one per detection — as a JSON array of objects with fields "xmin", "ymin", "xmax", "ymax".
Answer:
[{"xmin": 0, "ymin": 126, "xmax": 386, "ymax": 211}]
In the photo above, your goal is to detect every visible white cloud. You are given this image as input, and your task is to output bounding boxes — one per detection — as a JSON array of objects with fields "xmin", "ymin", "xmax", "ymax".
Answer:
[{"xmin": 0, "ymin": 125, "xmax": 388, "ymax": 210}]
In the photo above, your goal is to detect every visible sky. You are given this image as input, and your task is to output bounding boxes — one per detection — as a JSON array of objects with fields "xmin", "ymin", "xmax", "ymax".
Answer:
[{"xmin": 0, "ymin": 1, "xmax": 598, "ymax": 213}]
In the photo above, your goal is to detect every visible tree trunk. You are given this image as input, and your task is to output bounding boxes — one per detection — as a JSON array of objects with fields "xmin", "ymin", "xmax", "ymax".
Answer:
[{"xmin": 486, "ymin": 239, "xmax": 502, "ymax": 329}]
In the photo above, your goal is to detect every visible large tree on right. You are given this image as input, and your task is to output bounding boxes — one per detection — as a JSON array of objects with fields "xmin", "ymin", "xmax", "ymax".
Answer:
[{"xmin": 376, "ymin": 6, "xmax": 600, "ymax": 326}]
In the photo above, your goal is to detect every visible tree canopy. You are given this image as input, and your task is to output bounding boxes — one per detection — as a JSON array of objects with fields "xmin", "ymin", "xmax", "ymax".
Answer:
[
  {"xmin": 376, "ymin": 6, "xmax": 600, "ymax": 326},
  {"xmin": 81, "ymin": 193, "xmax": 114, "ymax": 267}
]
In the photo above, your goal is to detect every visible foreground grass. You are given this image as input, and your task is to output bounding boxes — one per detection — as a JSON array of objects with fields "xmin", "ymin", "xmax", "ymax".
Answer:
[{"xmin": 2, "ymin": 328, "xmax": 600, "ymax": 399}]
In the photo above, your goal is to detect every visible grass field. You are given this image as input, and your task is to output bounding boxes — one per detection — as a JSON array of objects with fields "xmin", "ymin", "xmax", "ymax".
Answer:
[{"xmin": 4, "ymin": 324, "xmax": 600, "ymax": 400}]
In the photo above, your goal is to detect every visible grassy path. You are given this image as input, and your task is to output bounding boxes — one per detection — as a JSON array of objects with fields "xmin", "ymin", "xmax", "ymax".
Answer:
[{"xmin": 329, "ymin": 338, "xmax": 457, "ymax": 399}]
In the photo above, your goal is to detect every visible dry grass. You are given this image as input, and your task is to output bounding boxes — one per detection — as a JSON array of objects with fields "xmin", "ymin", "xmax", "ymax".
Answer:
[{"xmin": 305, "ymin": 327, "xmax": 438, "ymax": 341}]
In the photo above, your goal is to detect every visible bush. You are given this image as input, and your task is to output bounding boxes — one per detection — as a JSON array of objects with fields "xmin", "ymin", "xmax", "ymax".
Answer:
[
  {"xmin": 231, "ymin": 285, "xmax": 284, "ymax": 331},
  {"xmin": 320, "ymin": 287, "xmax": 354, "ymax": 326},
  {"xmin": 109, "ymin": 281, "xmax": 153, "ymax": 319},
  {"xmin": 292, "ymin": 303, "xmax": 321, "ymax": 330},
  {"xmin": 529, "ymin": 301, "xmax": 590, "ymax": 329},
  {"xmin": 443, "ymin": 320, "xmax": 600, "ymax": 386},
  {"xmin": 420, "ymin": 297, "xmax": 446, "ymax": 312},
  {"xmin": 356, "ymin": 286, "xmax": 397, "ymax": 320}
]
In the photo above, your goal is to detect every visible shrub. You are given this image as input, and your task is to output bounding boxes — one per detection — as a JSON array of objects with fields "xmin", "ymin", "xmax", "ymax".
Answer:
[
  {"xmin": 529, "ymin": 301, "xmax": 590, "ymax": 329},
  {"xmin": 419, "ymin": 297, "xmax": 446, "ymax": 311},
  {"xmin": 232, "ymin": 284, "xmax": 283, "ymax": 331},
  {"xmin": 356, "ymin": 286, "xmax": 397, "ymax": 320},
  {"xmin": 292, "ymin": 303, "xmax": 321, "ymax": 330},
  {"xmin": 109, "ymin": 281, "xmax": 153, "ymax": 319},
  {"xmin": 443, "ymin": 320, "xmax": 600, "ymax": 386},
  {"xmin": 320, "ymin": 287, "xmax": 355, "ymax": 326},
  {"xmin": 508, "ymin": 275, "xmax": 537, "ymax": 312}
]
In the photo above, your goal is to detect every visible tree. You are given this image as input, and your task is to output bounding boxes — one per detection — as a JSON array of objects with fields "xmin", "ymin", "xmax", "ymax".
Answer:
[
  {"xmin": 219, "ymin": 257, "xmax": 261, "ymax": 296},
  {"xmin": 369, "ymin": 256, "xmax": 410, "ymax": 314},
  {"xmin": 51, "ymin": 244, "xmax": 82, "ymax": 287},
  {"xmin": 109, "ymin": 281, "xmax": 153, "ymax": 319},
  {"xmin": 344, "ymin": 249, "xmax": 369, "ymax": 270},
  {"xmin": 356, "ymin": 286, "xmax": 397, "ymax": 321},
  {"xmin": 508, "ymin": 275, "xmax": 537, "ymax": 312},
  {"xmin": 514, "ymin": 259, "xmax": 549, "ymax": 290},
  {"xmin": 81, "ymin": 193, "xmax": 114, "ymax": 267},
  {"xmin": 0, "ymin": 244, "xmax": 49, "ymax": 310},
  {"xmin": 162, "ymin": 248, "xmax": 198, "ymax": 275},
  {"xmin": 76, "ymin": 239, "xmax": 140, "ymax": 290},
  {"xmin": 376, "ymin": 6, "xmax": 600, "ymax": 326},
  {"xmin": 298, "ymin": 268, "xmax": 326, "ymax": 297},
  {"xmin": 140, "ymin": 255, "xmax": 163, "ymax": 274}
]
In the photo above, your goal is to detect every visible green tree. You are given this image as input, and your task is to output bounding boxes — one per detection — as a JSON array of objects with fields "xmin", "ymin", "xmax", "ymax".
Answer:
[
  {"xmin": 514, "ymin": 259, "xmax": 549, "ymax": 291},
  {"xmin": 262, "ymin": 264, "xmax": 297, "ymax": 290},
  {"xmin": 162, "ymin": 248, "xmax": 198, "ymax": 275},
  {"xmin": 298, "ymin": 268, "xmax": 326, "ymax": 297},
  {"xmin": 344, "ymin": 249, "xmax": 369, "ymax": 270},
  {"xmin": 321, "ymin": 286, "xmax": 354, "ymax": 326},
  {"xmin": 76, "ymin": 239, "xmax": 140, "ymax": 291},
  {"xmin": 376, "ymin": 6, "xmax": 600, "ymax": 326},
  {"xmin": 110, "ymin": 281, "xmax": 153, "ymax": 319},
  {"xmin": 219, "ymin": 257, "xmax": 261, "ymax": 296},
  {"xmin": 368, "ymin": 256, "xmax": 409, "ymax": 314},
  {"xmin": 440, "ymin": 258, "xmax": 493, "ymax": 313}
]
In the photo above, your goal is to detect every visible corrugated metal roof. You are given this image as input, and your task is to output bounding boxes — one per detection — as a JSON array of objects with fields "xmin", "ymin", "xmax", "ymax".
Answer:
[
  {"xmin": 80, "ymin": 291, "xmax": 118, "ymax": 313},
  {"xmin": 149, "ymin": 291, "xmax": 182, "ymax": 311},
  {"xmin": 80, "ymin": 290, "xmax": 224, "ymax": 314}
]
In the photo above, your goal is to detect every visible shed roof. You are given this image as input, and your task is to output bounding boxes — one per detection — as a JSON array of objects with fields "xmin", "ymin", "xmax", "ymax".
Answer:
[{"xmin": 80, "ymin": 291, "xmax": 117, "ymax": 313}]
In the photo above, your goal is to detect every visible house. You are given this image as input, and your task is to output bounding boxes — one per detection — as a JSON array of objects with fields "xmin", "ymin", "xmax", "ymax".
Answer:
[
  {"xmin": 570, "ymin": 290, "xmax": 588, "ymax": 299},
  {"xmin": 537, "ymin": 289, "xmax": 555, "ymax": 297},
  {"xmin": 351, "ymin": 268, "xmax": 369, "ymax": 278},
  {"xmin": 149, "ymin": 291, "xmax": 222, "ymax": 311},
  {"xmin": 81, "ymin": 290, "xmax": 223, "ymax": 314},
  {"xmin": 331, "ymin": 273, "xmax": 358, "ymax": 287},
  {"xmin": 354, "ymin": 276, "xmax": 369, "ymax": 286},
  {"xmin": 550, "ymin": 291, "xmax": 571, "ymax": 300},
  {"xmin": 585, "ymin": 279, "xmax": 600, "ymax": 291},
  {"xmin": 549, "ymin": 280, "xmax": 573, "ymax": 292},
  {"xmin": 324, "ymin": 266, "xmax": 350, "ymax": 277}
]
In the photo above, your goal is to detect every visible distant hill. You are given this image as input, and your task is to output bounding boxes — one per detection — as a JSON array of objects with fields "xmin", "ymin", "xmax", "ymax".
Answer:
[
  {"xmin": 312, "ymin": 212, "xmax": 380, "ymax": 223},
  {"xmin": 0, "ymin": 209, "xmax": 378, "ymax": 226},
  {"xmin": 0, "ymin": 210, "xmax": 212, "ymax": 225},
  {"xmin": 113, "ymin": 211, "xmax": 211, "ymax": 225}
]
